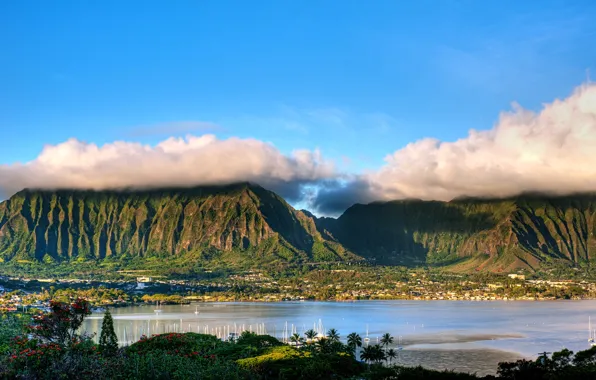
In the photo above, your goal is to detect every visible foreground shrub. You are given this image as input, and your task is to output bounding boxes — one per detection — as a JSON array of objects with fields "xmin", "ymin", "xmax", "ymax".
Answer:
[
  {"xmin": 113, "ymin": 351, "xmax": 252, "ymax": 380},
  {"xmin": 0, "ymin": 313, "xmax": 27, "ymax": 355},
  {"xmin": 235, "ymin": 332, "xmax": 283, "ymax": 349},
  {"xmin": 3, "ymin": 336, "xmax": 105, "ymax": 379},
  {"xmin": 237, "ymin": 346, "xmax": 362, "ymax": 380},
  {"xmin": 127, "ymin": 333, "xmax": 222, "ymax": 358},
  {"xmin": 27, "ymin": 298, "xmax": 92, "ymax": 347},
  {"xmin": 496, "ymin": 346, "xmax": 596, "ymax": 380},
  {"xmin": 363, "ymin": 365, "xmax": 481, "ymax": 380}
]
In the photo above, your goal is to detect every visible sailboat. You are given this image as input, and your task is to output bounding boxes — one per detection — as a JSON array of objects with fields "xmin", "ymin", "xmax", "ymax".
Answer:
[
  {"xmin": 315, "ymin": 319, "xmax": 325, "ymax": 340},
  {"xmin": 154, "ymin": 301, "xmax": 162, "ymax": 314},
  {"xmin": 194, "ymin": 306, "xmax": 200, "ymax": 315},
  {"xmin": 589, "ymin": 317, "xmax": 595, "ymax": 347},
  {"xmin": 364, "ymin": 324, "xmax": 370, "ymax": 343}
]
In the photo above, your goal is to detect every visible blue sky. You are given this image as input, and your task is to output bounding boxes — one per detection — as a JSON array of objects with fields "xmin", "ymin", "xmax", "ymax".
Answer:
[{"xmin": 2, "ymin": 0, "xmax": 596, "ymax": 212}]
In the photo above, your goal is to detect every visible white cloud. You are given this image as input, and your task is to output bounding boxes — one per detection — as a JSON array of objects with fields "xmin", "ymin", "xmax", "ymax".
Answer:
[
  {"xmin": 0, "ymin": 135, "xmax": 335, "ymax": 201},
  {"xmin": 3, "ymin": 83, "xmax": 596, "ymax": 216},
  {"xmin": 365, "ymin": 83, "xmax": 596, "ymax": 201}
]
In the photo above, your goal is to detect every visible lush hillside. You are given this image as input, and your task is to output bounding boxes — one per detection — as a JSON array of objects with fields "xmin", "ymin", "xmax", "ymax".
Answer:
[
  {"xmin": 0, "ymin": 183, "xmax": 354, "ymax": 265},
  {"xmin": 316, "ymin": 194, "xmax": 596, "ymax": 271},
  {"xmin": 2, "ymin": 184, "xmax": 596, "ymax": 272}
]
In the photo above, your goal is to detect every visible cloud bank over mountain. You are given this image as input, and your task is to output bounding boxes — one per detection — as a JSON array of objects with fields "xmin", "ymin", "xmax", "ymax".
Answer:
[
  {"xmin": 1, "ymin": 83, "xmax": 596, "ymax": 215},
  {"xmin": 0, "ymin": 135, "xmax": 335, "ymax": 203},
  {"xmin": 314, "ymin": 83, "xmax": 596, "ymax": 214}
]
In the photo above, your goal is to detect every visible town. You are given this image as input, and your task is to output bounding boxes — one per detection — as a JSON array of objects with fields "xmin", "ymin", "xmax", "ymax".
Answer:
[{"xmin": 1, "ymin": 267, "xmax": 595, "ymax": 311}]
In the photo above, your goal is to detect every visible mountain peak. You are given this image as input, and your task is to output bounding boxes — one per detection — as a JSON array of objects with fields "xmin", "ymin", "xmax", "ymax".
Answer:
[{"xmin": 0, "ymin": 183, "xmax": 352, "ymax": 265}]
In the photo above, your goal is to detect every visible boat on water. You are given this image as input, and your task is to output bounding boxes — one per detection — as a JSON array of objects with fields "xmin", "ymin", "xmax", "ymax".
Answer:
[
  {"xmin": 154, "ymin": 301, "xmax": 162, "ymax": 313},
  {"xmin": 589, "ymin": 317, "xmax": 596, "ymax": 347},
  {"xmin": 91, "ymin": 307, "xmax": 106, "ymax": 313},
  {"xmin": 194, "ymin": 306, "xmax": 200, "ymax": 315},
  {"xmin": 227, "ymin": 332, "xmax": 239, "ymax": 341},
  {"xmin": 364, "ymin": 324, "xmax": 370, "ymax": 343}
]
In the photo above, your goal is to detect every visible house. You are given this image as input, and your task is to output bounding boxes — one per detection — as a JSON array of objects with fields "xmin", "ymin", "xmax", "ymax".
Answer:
[{"xmin": 508, "ymin": 274, "xmax": 525, "ymax": 280}]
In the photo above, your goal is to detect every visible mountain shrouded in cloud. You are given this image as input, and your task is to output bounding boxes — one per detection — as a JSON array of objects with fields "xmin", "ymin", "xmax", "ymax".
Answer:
[
  {"xmin": 1, "ymin": 83, "xmax": 596, "ymax": 214},
  {"xmin": 0, "ymin": 135, "xmax": 335, "ymax": 202},
  {"xmin": 314, "ymin": 83, "xmax": 596, "ymax": 214}
]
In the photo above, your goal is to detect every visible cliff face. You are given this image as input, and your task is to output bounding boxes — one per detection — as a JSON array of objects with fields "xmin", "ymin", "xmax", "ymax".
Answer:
[
  {"xmin": 0, "ymin": 183, "xmax": 352, "ymax": 263},
  {"xmin": 316, "ymin": 194, "xmax": 596, "ymax": 271},
  {"xmin": 2, "ymin": 184, "xmax": 596, "ymax": 271}
]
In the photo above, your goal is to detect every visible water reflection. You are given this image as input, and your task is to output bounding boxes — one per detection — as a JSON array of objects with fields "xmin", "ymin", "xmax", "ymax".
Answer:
[{"xmin": 82, "ymin": 300, "xmax": 596, "ymax": 375}]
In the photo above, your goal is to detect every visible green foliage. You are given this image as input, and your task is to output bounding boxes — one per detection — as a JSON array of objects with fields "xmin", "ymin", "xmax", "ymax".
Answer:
[
  {"xmin": 127, "ymin": 333, "xmax": 223, "ymax": 357},
  {"xmin": 346, "ymin": 332, "xmax": 362, "ymax": 355},
  {"xmin": 114, "ymin": 351, "xmax": 250, "ymax": 380},
  {"xmin": 360, "ymin": 344, "xmax": 386, "ymax": 364},
  {"xmin": 496, "ymin": 346, "xmax": 596, "ymax": 379},
  {"xmin": 234, "ymin": 331, "xmax": 283, "ymax": 349},
  {"xmin": 0, "ymin": 313, "xmax": 27, "ymax": 354},
  {"xmin": 0, "ymin": 184, "xmax": 326, "ymax": 268},
  {"xmin": 28, "ymin": 299, "xmax": 92, "ymax": 346},
  {"xmin": 380, "ymin": 332, "xmax": 394, "ymax": 348},
  {"xmin": 4, "ymin": 185, "xmax": 596, "ymax": 275},
  {"xmin": 98, "ymin": 309, "xmax": 118, "ymax": 355},
  {"xmin": 3, "ymin": 314, "xmax": 596, "ymax": 380},
  {"xmin": 364, "ymin": 365, "xmax": 480, "ymax": 380},
  {"xmin": 321, "ymin": 194, "xmax": 596, "ymax": 271}
]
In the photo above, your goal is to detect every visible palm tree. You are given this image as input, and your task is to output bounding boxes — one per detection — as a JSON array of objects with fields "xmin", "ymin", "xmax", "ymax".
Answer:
[
  {"xmin": 386, "ymin": 348, "xmax": 397, "ymax": 365},
  {"xmin": 371, "ymin": 344, "xmax": 387, "ymax": 364},
  {"xmin": 304, "ymin": 329, "xmax": 317, "ymax": 343},
  {"xmin": 347, "ymin": 332, "xmax": 362, "ymax": 355},
  {"xmin": 316, "ymin": 337, "xmax": 331, "ymax": 353},
  {"xmin": 360, "ymin": 345, "xmax": 374, "ymax": 365},
  {"xmin": 290, "ymin": 333, "xmax": 303, "ymax": 346},
  {"xmin": 326, "ymin": 328, "xmax": 340, "ymax": 342},
  {"xmin": 380, "ymin": 332, "xmax": 394, "ymax": 351}
]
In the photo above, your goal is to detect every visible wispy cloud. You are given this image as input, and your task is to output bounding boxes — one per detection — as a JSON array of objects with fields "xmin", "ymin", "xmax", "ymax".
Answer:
[
  {"xmin": 126, "ymin": 121, "xmax": 222, "ymax": 137},
  {"xmin": 278, "ymin": 106, "xmax": 398, "ymax": 135},
  {"xmin": 435, "ymin": 8, "xmax": 596, "ymax": 93}
]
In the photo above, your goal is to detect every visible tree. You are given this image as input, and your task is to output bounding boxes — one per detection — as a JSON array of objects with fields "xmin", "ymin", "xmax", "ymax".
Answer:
[
  {"xmin": 380, "ymin": 332, "xmax": 394, "ymax": 350},
  {"xmin": 346, "ymin": 332, "xmax": 362, "ymax": 355},
  {"xmin": 360, "ymin": 345, "xmax": 374, "ymax": 365},
  {"xmin": 289, "ymin": 333, "xmax": 303, "ymax": 346},
  {"xmin": 28, "ymin": 298, "xmax": 91, "ymax": 346},
  {"xmin": 316, "ymin": 337, "xmax": 332, "ymax": 353},
  {"xmin": 304, "ymin": 329, "xmax": 317, "ymax": 343},
  {"xmin": 326, "ymin": 328, "xmax": 340, "ymax": 342},
  {"xmin": 386, "ymin": 348, "xmax": 397, "ymax": 365},
  {"xmin": 372, "ymin": 344, "xmax": 387, "ymax": 363},
  {"xmin": 99, "ymin": 308, "xmax": 119, "ymax": 355}
]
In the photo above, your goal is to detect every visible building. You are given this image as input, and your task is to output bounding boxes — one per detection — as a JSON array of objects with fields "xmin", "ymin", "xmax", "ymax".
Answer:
[{"xmin": 508, "ymin": 274, "xmax": 526, "ymax": 280}]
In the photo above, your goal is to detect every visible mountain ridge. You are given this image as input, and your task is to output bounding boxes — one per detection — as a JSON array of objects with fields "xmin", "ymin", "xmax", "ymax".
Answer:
[
  {"xmin": 0, "ymin": 183, "xmax": 356, "ymax": 265},
  {"xmin": 316, "ymin": 193, "xmax": 596, "ymax": 271},
  {"xmin": 1, "ymin": 183, "xmax": 596, "ymax": 272}
]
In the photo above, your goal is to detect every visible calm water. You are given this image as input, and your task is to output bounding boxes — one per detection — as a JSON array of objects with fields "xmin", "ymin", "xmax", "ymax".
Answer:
[{"xmin": 82, "ymin": 300, "xmax": 596, "ymax": 376}]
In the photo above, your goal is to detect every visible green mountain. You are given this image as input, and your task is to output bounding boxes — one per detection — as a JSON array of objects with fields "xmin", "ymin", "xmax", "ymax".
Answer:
[
  {"xmin": 0, "ymin": 183, "xmax": 354, "ymax": 265},
  {"xmin": 316, "ymin": 194, "xmax": 596, "ymax": 271},
  {"xmin": 1, "ymin": 184, "xmax": 596, "ymax": 272}
]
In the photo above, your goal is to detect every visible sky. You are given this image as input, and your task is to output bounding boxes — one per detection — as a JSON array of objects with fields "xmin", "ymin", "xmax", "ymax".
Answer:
[{"xmin": 1, "ymin": 0, "xmax": 596, "ymax": 216}]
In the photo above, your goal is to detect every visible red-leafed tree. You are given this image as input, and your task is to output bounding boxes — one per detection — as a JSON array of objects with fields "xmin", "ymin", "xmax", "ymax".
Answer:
[{"xmin": 28, "ymin": 298, "xmax": 92, "ymax": 346}]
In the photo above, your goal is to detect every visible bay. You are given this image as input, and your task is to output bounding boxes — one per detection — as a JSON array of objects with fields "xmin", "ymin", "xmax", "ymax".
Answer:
[{"xmin": 82, "ymin": 300, "xmax": 596, "ymax": 376}]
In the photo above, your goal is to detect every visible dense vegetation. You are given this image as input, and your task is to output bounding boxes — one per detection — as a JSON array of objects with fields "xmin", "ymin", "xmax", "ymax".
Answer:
[
  {"xmin": 321, "ymin": 194, "xmax": 596, "ymax": 271},
  {"xmin": 0, "ymin": 183, "xmax": 354, "ymax": 265},
  {"xmin": 2, "ymin": 183, "xmax": 596, "ymax": 273},
  {"xmin": 1, "ymin": 304, "xmax": 595, "ymax": 379}
]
